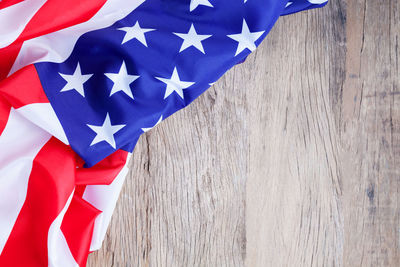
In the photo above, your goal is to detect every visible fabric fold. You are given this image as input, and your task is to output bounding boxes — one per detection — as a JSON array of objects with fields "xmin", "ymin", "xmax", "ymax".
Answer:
[{"xmin": 0, "ymin": 1, "xmax": 328, "ymax": 266}]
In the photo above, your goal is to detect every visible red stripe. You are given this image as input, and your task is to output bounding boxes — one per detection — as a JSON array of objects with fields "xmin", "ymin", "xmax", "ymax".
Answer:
[
  {"xmin": 0, "ymin": 64, "xmax": 48, "ymax": 108},
  {"xmin": 0, "ymin": 99, "xmax": 11, "ymax": 135},
  {"xmin": 76, "ymin": 150, "xmax": 129, "ymax": 185},
  {"xmin": 0, "ymin": 44, "xmax": 22, "ymax": 82},
  {"xmin": 63, "ymin": 150, "xmax": 129, "ymax": 265},
  {"xmin": 0, "ymin": 137, "xmax": 76, "ymax": 267},
  {"xmin": 0, "ymin": 0, "xmax": 24, "ymax": 10},
  {"xmin": 75, "ymin": 185, "xmax": 88, "ymax": 198},
  {"xmin": 0, "ymin": 0, "xmax": 107, "ymax": 80},
  {"xmin": 17, "ymin": 0, "xmax": 107, "ymax": 42},
  {"xmin": 61, "ymin": 195, "xmax": 100, "ymax": 267}
]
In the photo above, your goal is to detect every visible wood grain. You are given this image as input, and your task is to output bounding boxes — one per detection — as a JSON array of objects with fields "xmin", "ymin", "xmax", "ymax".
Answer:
[{"xmin": 88, "ymin": 1, "xmax": 399, "ymax": 266}]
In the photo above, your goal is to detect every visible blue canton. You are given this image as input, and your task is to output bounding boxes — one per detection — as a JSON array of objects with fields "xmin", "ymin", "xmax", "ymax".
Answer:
[{"xmin": 35, "ymin": 0, "xmax": 326, "ymax": 166}]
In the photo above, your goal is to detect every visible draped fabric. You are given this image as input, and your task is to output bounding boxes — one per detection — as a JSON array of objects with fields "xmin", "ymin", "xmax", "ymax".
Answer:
[{"xmin": 0, "ymin": 1, "xmax": 327, "ymax": 266}]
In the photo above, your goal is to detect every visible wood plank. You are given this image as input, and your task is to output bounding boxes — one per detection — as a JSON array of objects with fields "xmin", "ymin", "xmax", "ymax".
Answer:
[
  {"xmin": 88, "ymin": 1, "xmax": 399, "ymax": 266},
  {"xmin": 246, "ymin": 1, "xmax": 345, "ymax": 266},
  {"xmin": 341, "ymin": 0, "xmax": 399, "ymax": 266}
]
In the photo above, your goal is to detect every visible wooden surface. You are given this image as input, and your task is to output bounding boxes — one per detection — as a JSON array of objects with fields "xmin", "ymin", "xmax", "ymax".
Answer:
[{"xmin": 88, "ymin": 1, "xmax": 399, "ymax": 266}]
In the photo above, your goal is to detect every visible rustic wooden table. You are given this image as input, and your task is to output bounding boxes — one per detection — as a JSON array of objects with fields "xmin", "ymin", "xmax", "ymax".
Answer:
[{"xmin": 88, "ymin": 1, "xmax": 399, "ymax": 266}]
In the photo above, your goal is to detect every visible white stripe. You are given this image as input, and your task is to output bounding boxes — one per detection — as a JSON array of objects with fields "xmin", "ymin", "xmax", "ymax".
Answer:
[
  {"xmin": 82, "ymin": 154, "xmax": 131, "ymax": 251},
  {"xmin": 0, "ymin": 107, "xmax": 51, "ymax": 254},
  {"xmin": 0, "ymin": 0, "xmax": 47, "ymax": 48},
  {"xmin": 17, "ymin": 103, "xmax": 69, "ymax": 145},
  {"xmin": 47, "ymin": 190, "xmax": 79, "ymax": 267},
  {"xmin": 9, "ymin": 0, "xmax": 146, "ymax": 76}
]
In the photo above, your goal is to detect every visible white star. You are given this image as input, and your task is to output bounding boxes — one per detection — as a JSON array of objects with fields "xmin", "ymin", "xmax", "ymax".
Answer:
[
  {"xmin": 141, "ymin": 115, "xmax": 163, "ymax": 132},
  {"xmin": 87, "ymin": 113, "xmax": 126, "ymax": 149},
  {"xmin": 227, "ymin": 19, "xmax": 265, "ymax": 56},
  {"xmin": 155, "ymin": 67, "xmax": 195, "ymax": 99},
  {"xmin": 190, "ymin": 0, "xmax": 213, "ymax": 12},
  {"xmin": 173, "ymin": 24, "xmax": 212, "ymax": 54},
  {"xmin": 59, "ymin": 63, "xmax": 93, "ymax": 97},
  {"xmin": 105, "ymin": 61, "xmax": 139, "ymax": 99},
  {"xmin": 118, "ymin": 21, "xmax": 155, "ymax": 46},
  {"xmin": 308, "ymin": 0, "xmax": 328, "ymax": 4}
]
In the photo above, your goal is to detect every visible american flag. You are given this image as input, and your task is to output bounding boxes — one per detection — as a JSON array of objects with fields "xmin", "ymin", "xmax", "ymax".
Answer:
[{"xmin": 0, "ymin": 0, "xmax": 327, "ymax": 266}]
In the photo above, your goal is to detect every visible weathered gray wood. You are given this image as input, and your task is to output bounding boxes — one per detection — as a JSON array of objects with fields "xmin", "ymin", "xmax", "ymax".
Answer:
[
  {"xmin": 341, "ymin": 1, "xmax": 399, "ymax": 266},
  {"xmin": 246, "ymin": 1, "xmax": 346, "ymax": 266},
  {"xmin": 88, "ymin": 1, "xmax": 399, "ymax": 266}
]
